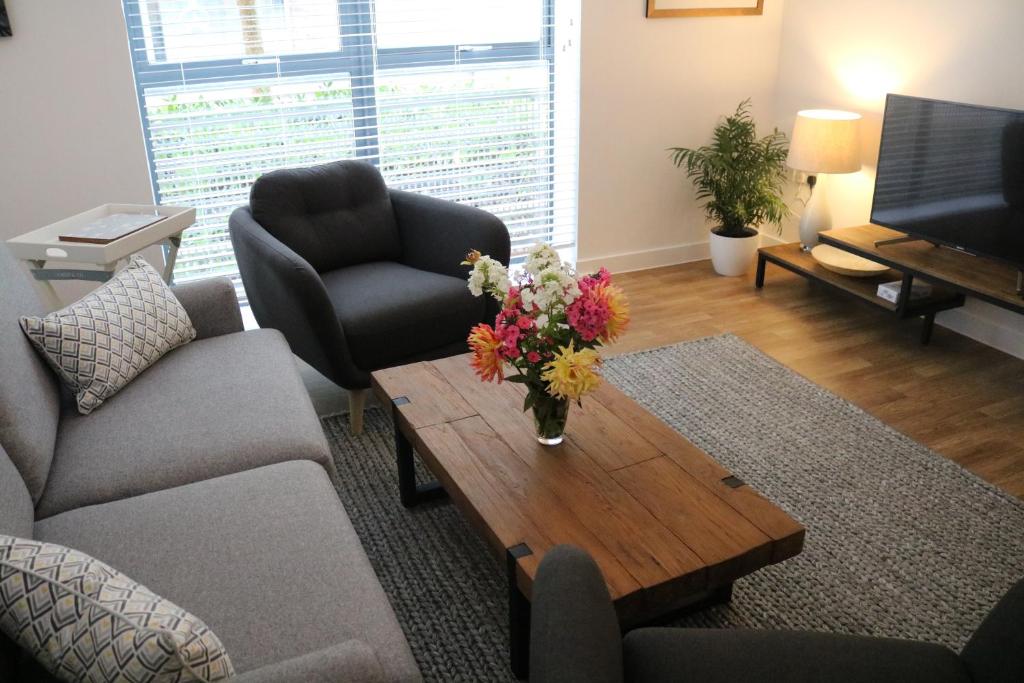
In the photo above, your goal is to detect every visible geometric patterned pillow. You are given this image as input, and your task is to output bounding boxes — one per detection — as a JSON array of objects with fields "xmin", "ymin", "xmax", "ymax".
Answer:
[
  {"xmin": 0, "ymin": 536, "xmax": 234, "ymax": 682},
  {"xmin": 19, "ymin": 255, "xmax": 196, "ymax": 415}
]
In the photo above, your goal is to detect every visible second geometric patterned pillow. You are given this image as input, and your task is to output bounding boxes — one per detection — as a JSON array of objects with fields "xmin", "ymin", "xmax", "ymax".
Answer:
[
  {"xmin": 19, "ymin": 255, "xmax": 196, "ymax": 415},
  {"xmin": 0, "ymin": 535, "xmax": 234, "ymax": 682}
]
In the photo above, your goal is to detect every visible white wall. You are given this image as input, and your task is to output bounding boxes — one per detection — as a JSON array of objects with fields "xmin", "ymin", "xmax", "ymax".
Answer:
[
  {"xmin": 575, "ymin": 0, "xmax": 786, "ymax": 273},
  {"xmin": 0, "ymin": 1, "xmax": 157, "ymax": 302},
  {"xmin": 0, "ymin": 1, "xmax": 153, "ymax": 235},
  {"xmin": 773, "ymin": 0, "xmax": 1024, "ymax": 359}
]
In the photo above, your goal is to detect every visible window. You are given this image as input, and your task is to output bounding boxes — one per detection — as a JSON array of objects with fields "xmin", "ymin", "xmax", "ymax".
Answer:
[{"xmin": 122, "ymin": 0, "xmax": 580, "ymax": 291}]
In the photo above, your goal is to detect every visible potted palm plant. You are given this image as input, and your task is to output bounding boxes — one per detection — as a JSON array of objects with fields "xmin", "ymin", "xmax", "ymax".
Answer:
[{"xmin": 670, "ymin": 99, "xmax": 789, "ymax": 276}]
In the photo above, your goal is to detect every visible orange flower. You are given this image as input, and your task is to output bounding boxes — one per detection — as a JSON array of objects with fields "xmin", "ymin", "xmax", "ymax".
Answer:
[
  {"xmin": 598, "ymin": 283, "xmax": 630, "ymax": 343},
  {"xmin": 468, "ymin": 323, "xmax": 504, "ymax": 383}
]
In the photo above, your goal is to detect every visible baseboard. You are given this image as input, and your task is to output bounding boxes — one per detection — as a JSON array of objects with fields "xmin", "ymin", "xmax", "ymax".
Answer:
[
  {"xmin": 760, "ymin": 232, "xmax": 789, "ymax": 247},
  {"xmin": 936, "ymin": 305, "xmax": 1024, "ymax": 360},
  {"xmin": 576, "ymin": 240, "xmax": 710, "ymax": 274},
  {"xmin": 577, "ymin": 231, "xmax": 790, "ymax": 274}
]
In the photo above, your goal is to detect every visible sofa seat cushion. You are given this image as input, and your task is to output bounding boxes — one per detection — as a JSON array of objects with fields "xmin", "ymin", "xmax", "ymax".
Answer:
[
  {"xmin": 34, "ymin": 461, "xmax": 421, "ymax": 682},
  {"xmin": 322, "ymin": 261, "xmax": 484, "ymax": 371},
  {"xmin": 36, "ymin": 328, "xmax": 333, "ymax": 518},
  {"xmin": 623, "ymin": 628, "xmax": 971, "ymax": 683}
]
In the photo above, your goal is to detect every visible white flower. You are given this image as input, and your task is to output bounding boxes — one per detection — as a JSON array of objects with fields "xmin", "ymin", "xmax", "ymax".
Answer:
[
  {"xmin": 526, "ymin": 267, "xmax": 578, "ymax": 311},
  {"xmin": 524, "ymin": 243, "xmax": 563, "ymax": 277},
  {"xmin": 467, "ymin": 269, "xmax": 485, "ymax": 297},
  {"xmin": 467, "ymin": 256, "xmax": 510, "ymax": 300}
]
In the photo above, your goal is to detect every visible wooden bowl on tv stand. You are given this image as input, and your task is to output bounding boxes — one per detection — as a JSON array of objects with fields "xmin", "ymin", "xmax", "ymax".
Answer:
[{"xmin": 810, "ymin": 244, "xmax": 891, "ymax": 277}]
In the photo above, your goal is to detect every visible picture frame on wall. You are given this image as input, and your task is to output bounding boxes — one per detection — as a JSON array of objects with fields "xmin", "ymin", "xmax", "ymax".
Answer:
[
  {"xmin": 646, "ymin": 0, "xmax": 763, "ymax": 18},
  {"xmin": 0, "ymin": 0, "xmax": 11, "ymax": 37}
]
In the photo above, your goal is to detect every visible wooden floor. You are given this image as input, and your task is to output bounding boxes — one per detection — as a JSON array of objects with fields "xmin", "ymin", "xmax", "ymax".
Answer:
[{"xmin": 606, "ymin": 259, "xmax": 1024, "ymax": 499}]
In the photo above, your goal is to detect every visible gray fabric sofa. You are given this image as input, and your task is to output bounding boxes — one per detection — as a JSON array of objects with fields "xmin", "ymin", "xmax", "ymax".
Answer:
[
  {"xmin": 0, "ymin": 245, "xmax": 421, "ymax": 682},
  {"xmin": 530, "ymin": 545, "xmax": 1024, "ymax": 683},
  {"xmin": 229, "ymin": 159, "xmax": 510, "ymax": 433}
]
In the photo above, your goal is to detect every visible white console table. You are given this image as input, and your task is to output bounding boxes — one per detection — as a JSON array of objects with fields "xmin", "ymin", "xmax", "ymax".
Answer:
[{"xmin": 6, "ymin": 204, "xmax": 195, "ymax": 311}]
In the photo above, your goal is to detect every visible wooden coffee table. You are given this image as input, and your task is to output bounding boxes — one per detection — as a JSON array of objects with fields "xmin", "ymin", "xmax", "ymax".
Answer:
[{"xmin": 372, "ymin": 354, "xmax": 805, "ymax": 678}]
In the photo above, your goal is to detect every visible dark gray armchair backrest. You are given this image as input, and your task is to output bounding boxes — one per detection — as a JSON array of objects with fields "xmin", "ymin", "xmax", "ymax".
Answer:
[{"xmin": 249, "ymin": 160, "xmax": 402, "ymax": 273}]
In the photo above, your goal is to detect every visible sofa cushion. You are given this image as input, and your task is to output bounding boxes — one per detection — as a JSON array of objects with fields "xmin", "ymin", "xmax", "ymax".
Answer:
[
  {"xmin": 322, "ymin": 261, "xmax": 484, "ymax": 370},
  {"xmin": 0, "ymin": 445, "xmax": 33, "ymax": 539},
  {"xmin": 0, "ymin": 245, "xmax": 60, "ymax": 504},
  {"xmin": 250, "ymin": 160, "xmax": 402, "ymax": 273},
  {"xmin": 34, "ymin": 461, "xmax": 421, "ymax": 682},
  {"xmin": 0, "ymin": 535, "xmax": 234, "ymax": 682},
  {"xmin": 234, "ymin": 641, "xmax": 384, "ymax": 683},
  {"xmin": 20, "ymin": 255, "xmax": 196, "ymax": 415},
  {"xmin": 36, "ymin": 328, "xmax": 334, "ymax": 518},
  {"xmin": 623, "ymin": 628, "xmax": 971, "ymax": 683}
]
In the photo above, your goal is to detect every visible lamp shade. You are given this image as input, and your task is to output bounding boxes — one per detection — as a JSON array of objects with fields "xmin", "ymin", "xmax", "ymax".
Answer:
[{"xmin": 786, "ymin": 109, "xmax": 862, "ymax": 174}]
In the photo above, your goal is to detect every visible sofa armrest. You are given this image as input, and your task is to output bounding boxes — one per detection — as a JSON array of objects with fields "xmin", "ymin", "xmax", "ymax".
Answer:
[
  {"xmin": 391, "ymin": 189, "xmax": 511, "ymax": 280},
  {"xmin": 233, "ymin": 641, "xmax": 384, "ymax": 683},
  {"xmin": 229, "ymin": 206, "xmax": 367, "ymax": 388},
  {"xmin": 171, "ymin": 277, "xmax": 243, "ymax": 340},
  {"xmin": 961, "ymin": 578, "xmax": 1024, "ymax": 683},
  {"xmin": 530, "ymin": 545, "xmax": 624, "ymax": 683}
]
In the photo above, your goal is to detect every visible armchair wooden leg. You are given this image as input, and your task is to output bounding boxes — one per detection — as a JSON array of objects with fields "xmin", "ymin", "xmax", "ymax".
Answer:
[{"xmin": 349, "ymin": 389, "xmax": 368, "ymax": 435}]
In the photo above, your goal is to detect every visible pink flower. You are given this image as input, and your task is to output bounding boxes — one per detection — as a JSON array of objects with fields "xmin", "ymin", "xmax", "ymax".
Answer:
[
  {"xmin": 494, "ymin": 316, "xmax": 527, "ymax": 359},
  {"xmin": 526, "ymin": 351, "xmax": 541, "ymax": 363},
  {"xmin": 565, "ymin": 268, "xmax": 621, "ymax": 341},
  {"xmin": 516, "ymin": 316, "xmax": 533, "ymax": 330},
  {"xmin": 566, "ymin": 288, "xmax": 611, "ymax": 342}
]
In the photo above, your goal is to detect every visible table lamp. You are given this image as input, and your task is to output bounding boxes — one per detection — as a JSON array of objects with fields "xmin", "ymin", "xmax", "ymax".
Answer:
[{"xmin": 786, "ymin": 109, "xmax": 862, "ymax": 250}]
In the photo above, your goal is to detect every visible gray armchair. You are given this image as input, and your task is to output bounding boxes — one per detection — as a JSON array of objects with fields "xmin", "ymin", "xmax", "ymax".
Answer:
[
  {"xmin": 530, "ymin": 545, "xmax": 1024, "ymax": 683},
  {"xmin": 229, "ymin": 160, "xmax": 510, "ymax": 432}
]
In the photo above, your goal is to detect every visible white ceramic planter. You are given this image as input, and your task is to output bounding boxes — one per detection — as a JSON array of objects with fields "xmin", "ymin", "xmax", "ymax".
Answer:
[{"xmin": 709, "ymin": 229, "xmax": 760, "ymax": 277}]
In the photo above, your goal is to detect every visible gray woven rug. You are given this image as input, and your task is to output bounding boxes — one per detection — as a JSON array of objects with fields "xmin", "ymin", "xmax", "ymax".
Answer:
[{"xmin": 321, "ymin": 334, "xmax": 1024, "ymax": 682}]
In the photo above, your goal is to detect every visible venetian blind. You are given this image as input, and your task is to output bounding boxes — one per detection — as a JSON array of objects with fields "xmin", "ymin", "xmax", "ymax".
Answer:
[{"xmin": 121, "ymin": 0, "xmax": 581, "ymax": 290}]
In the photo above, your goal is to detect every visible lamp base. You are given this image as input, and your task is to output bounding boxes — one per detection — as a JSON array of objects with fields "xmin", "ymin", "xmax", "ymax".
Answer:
[{"xmin": 799, "ymin": 175, "xmax": 832, "ymax": 251}]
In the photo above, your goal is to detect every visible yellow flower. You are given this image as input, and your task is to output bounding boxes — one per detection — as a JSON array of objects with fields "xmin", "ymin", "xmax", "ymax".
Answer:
[
  {"xmin": 541, "ymin": 342, "xmax": 602, "ymax": 400},
  {"xmin": 599, "ymin": 283, "xmax": 630, "ymax": 343}
]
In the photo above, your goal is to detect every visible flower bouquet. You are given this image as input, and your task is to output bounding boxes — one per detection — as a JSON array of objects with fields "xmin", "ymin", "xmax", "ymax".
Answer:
[{"xmin": 463, "ymin": 244, "xmax": 629, "ymax": 446}]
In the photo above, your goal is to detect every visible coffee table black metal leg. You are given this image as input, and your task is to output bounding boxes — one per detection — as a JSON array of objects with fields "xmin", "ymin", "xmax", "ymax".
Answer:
[
  {"xmin": 755, "ymin": 252, "xmax": 767, "ymax": 288},
  {"xmin": 921, "ymin": 312, "xmax": 936, "ymax": 345},
  {"xmin": 507, "ymin": 543, "xmax": 533, "ymax": 680},
  {"xmin": 708, "ymin": 582, "xmax": 733, "ymax": 607},
  {"xmin": 392, "ymin": 397, "xmax": 446, "ymax": 508}
]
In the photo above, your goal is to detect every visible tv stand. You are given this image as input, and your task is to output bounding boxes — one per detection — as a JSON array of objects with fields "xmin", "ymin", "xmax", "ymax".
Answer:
[
  {"xmin": 821, "ymin": 226, "xmax": 1024, "ymax": 309},
  {"xmin": 756, "ymin": 224, "xmax": 1024, "ymax": 344}
]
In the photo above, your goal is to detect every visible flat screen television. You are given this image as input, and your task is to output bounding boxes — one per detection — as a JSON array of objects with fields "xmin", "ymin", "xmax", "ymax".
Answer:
[{"xmin": 871, "ymin": 94, "xmax": 1024, "ymax": 271}]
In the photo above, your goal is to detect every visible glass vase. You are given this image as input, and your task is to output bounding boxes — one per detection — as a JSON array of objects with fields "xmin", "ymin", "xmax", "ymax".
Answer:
[{"xmin": 531, "ymin": 392, "xmax": 570, "ymax": 446}]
